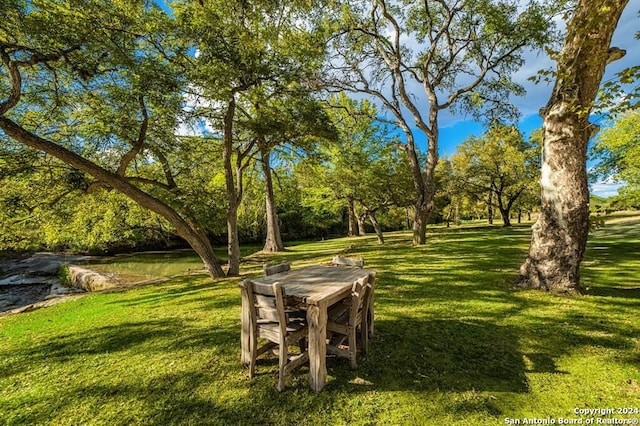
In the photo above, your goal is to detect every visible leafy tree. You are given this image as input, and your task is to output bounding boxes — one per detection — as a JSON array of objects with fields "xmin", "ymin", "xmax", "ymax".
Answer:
[
  {"xmin": 518, "ymin": 0, "xmax": 630, "ymax": 294},
  {"xmin": 0, "ymin": 0, "xmax": 227, "ymax": 277},
  {"xmin": 243, "ymin": 91, "xmax": 335, "ymax": 252},
  {"xmin": 0, "ymin": 145, "xmax": 180, "ymax": 252},
  {"xmin": 434, "ymin": 157, "xmax": 470, "ymax": 226},
  {"xmin": 175, "ymin": 0, "xmax": 326, "ymax": 273},
  {"xmin": 326, "ymin": 0, "xmax": 552, "ymax": 244},
  {"xmin": 300, "ymin": 94, "xmax": 413, "ymax": 244},
  {"xmin": 452, "ymin": 125, "xmax": 539, "ymax": 226}
]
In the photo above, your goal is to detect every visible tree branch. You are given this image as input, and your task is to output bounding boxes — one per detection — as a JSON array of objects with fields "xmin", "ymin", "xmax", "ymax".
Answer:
[{"xmin": 117, "ymin": 95, "xmax": 149, "ymax": 176}]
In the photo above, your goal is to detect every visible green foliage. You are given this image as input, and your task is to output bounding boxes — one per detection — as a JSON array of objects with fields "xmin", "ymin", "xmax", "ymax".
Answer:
[
  {"xmin": 297, "ymin": 94, "xmax": 413, "ymax": 235},
  {"xmin": 448, "ymin": 125, "xmax": 540, "ymax": 224},
  {"xmin": 57, "ymin": 265, "xmax": 71, "ymax": 287},
  {"xmin": 590, "ymin": 111, "xmax": 640, "ymax": 193}
]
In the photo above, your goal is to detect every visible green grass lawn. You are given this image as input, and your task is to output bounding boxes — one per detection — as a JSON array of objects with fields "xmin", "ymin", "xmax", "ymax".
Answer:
[{"xmin": 1, "ymin": 218, "xmax": 639, "ymax": 425}]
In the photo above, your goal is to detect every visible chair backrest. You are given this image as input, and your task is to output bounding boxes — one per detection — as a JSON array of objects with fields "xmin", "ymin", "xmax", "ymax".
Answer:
[
  {"xmin": 347, "ymin": 276, "xmax": 369, "ymax": 324},
  {"xmin": 362, "ymin": 271, "xmax": 375, "ymax": 317},
  {"xmin": 241, "ymin": 279, "xmax": 288, "ymax": 337},
  {"xmin": 331, "ymin": 255, "xmax": 364, "ymax": 268},
  {"xmin": 263, "ymin": 261, "xmax": 291, "ymax": 276}
]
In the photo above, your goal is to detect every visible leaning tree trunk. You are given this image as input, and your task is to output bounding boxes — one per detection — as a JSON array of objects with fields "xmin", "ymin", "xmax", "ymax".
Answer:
[
  {"xmin": 0, "ymin": 117, "xmax": 226, "ymax": 278},
  {"xmin": 261, "ymin": 147, "xmax": 284, "ymax": 252},
  {"xmin": 518, "ymin": 0, "xmax": 628, "ymax": 293},
  {"xmin": 367, "ymin": 210, "xmax": 385, "ymax": 244}
]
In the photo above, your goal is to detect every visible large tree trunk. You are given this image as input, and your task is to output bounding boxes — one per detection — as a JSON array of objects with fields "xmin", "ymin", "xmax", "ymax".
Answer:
[
  {"xmin": 0, "ymin": 116, "xmax": 226, "ymax": 278},
  {"xmin": 261, "ymin": 147, "xmax": 284, "ymax": 252},
  {"xmin": 518, "ymin": 0, "xmax": 628, "ymax": 293},
  {"xmin": 412, "ymin": 188, "xmax": 434, "ymax": 245},
  {"xmin": 412, "ymin": 205, "xmax": 428, "ymax": 244}
]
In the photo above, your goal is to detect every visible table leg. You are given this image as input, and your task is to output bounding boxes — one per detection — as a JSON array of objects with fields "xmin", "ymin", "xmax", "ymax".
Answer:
[
  {"xmin": 240, "ymin": 289, "xmax": 251, "ymax": 366},
  {"xmin": 307, "ymin": 301, "xmax": 327, "ymax": 391}
]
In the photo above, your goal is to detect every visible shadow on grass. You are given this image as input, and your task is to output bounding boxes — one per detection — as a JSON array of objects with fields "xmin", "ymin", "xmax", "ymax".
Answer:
[
  {"xmin": 0, "ymin": 317, "xmax": 239, "ymax": 380},
  {"xmin": 585, "ymin": 286, "xmax": 640, "ymax": 299},
  {"xmin": 330, "ymin": 318, "xmax": 530, "ymax": 394}
]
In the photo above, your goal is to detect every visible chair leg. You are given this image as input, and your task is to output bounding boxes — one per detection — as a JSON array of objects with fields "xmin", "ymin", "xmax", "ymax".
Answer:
[
  {"xmin": 349, "ymin": 328, "xmax": 357, "ymax": 369},
  {"xmin": 277, "ymin": 343, "xmax": 287, "ymax": 392},
  {"xmin": 249, "ymin": 333, "xmax": 257, "ymax": 379}
]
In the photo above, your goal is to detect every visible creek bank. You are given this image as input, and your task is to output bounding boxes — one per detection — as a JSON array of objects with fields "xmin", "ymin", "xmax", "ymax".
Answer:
[{"xmin": 0, "ymin": 252, "xmax": 120, "ymax": 316}]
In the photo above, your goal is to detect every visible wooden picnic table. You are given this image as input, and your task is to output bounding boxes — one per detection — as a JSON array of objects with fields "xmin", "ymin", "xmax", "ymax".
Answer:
[{"xmin": 241, "ymin": 264, "xmax": 374, "ymax": 391}]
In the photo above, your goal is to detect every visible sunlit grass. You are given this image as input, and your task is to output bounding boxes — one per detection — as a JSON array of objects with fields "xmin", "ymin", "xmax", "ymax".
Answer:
[{"xmin": 1, "ymin": 218, "xmax": 639, "ymax": 425}]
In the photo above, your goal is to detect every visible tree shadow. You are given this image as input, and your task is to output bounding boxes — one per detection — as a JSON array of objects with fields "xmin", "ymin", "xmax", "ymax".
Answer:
[
  {"xmin": 325, "ymin": 318, "xmax": 530, "ymax": 394},
  {"xmin": 585, "ymin": 286, "xmax": 640, "ymax": 299},
  {"xmin": 0, "ymin": 317, "xmax": 240, "ymax": 381}
]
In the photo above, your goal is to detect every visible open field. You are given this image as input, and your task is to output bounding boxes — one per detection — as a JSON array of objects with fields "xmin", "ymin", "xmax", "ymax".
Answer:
[{"xmin": 1, "ymin": 218, "xmax": 639, "ymax": 425}]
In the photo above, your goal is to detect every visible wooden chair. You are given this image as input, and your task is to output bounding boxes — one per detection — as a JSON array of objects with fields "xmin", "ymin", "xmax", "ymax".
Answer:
[
  {"xmin": 263, "ymin": 261, "xmax": 304, "ymax": 316},
  {"xmin": 331, "ymin": 255, "xmax": 364, "ymax": 268},
  {"xmin": 326, "ymin": 273, "xmax": 375, "ymax": 369},
  {"xmin": 239, "ymin": 279, "xmax": 309, "ymax": 391},
  {"xmin": 263, "ymin": 261, "xmax": 291, "ymax": 276}
]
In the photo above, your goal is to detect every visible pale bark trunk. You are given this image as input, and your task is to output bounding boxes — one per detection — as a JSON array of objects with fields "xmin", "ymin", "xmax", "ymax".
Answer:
[
  {"xmin": 0, "ymin": 116, "xmax": 226, "ymax": 278},
  {"xmin": 518, "ymin": 0, "xmax": 628, "ymax": 293},
  {"xmin": 261, "ymin": 147, "xmax": 284, "ymax": 252}
]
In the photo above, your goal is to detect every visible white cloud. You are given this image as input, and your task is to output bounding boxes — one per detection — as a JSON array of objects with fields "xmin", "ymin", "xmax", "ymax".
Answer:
[
  {"xmin": 591, "ymin": 181, "xmax": 624, "ymax": 198},
  {"xmin": 510, "ymin": 1, "xmax": 640, "ymax": 118}
]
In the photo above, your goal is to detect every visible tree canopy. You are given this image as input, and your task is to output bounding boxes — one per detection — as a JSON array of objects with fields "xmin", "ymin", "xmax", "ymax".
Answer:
[{"xmin": 325, "ymin": 0, "xmax": 553, "ymax": 244}]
